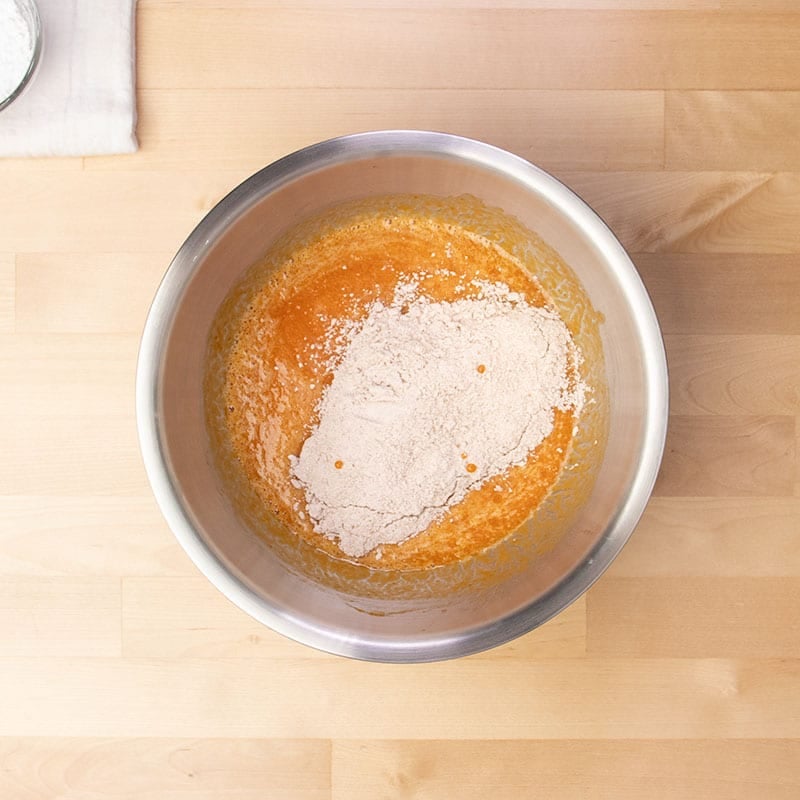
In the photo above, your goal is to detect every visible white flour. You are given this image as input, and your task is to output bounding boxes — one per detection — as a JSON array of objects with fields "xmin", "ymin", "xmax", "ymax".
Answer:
[
  {"xmin": 290, "ymin": 280, "xmax": 584, "ymax": 558},
  {"xmin": 0, "ymin": 0, "xmax": 34, "ymax": 101}
]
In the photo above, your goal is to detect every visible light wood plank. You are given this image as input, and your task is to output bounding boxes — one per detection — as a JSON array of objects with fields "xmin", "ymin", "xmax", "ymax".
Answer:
[
  {"xmin": 796, "ymin": 420, "xmax": 800, "ymax": 498},
  {"xmin": 0, "ymin": 171, "xmax": 245, "ymax": 253},
  {"xmin": 665, "ymin": 335, "xmax": 800, "ymax": 415},
  {"xmin": 87, "ymin": 88, "xmax": 664, "ymax": 172},
  {"xmin": 587, "ymin": 578, "xmax": 800, "ymax": 658},
  {"xmin": 635, "ymin": 255, "xmax": 800, "ymax": 335},
  {"xmin": 331, "ymin": 739, "xmax": 800, "ymax": 800},
  {"xmin": 563, "ymin": 172, "xmax": 800, "ymax": 254},
  {"xmin": 141, "ymin": 0, "xmax": 721, "ymax": 8},
  {"xmin": 1, "ymin": 657, "xmax": 799, "ymax": 739},
  {"xmin": 0, "ymin": 496, "xmax": 190, "ymax": 577},
  {"xmin": 610, "ymin": 497, "xmax": 800, "ymax": 578},
  {"xmin": 0, "ymin": 414, "xmax": 146, "ymax": 496},
  {"xmin": 122, "ymin": 577, "xmax": 333, "ymax": 660},
  {"xmin": 121, "ymin": 577, "xmax": 585, "ymax": 659},
  {"xmin": 0, "ymin": 254, "xmax": 13, "ymax": 333},
  {"xmin": 666, "ymin": 92, "xmax": 800, "ymax": 171},
  {"xmin": 0, "ymin": 339, "xmax": 146, "ymax": 498},
  {"xmin": 795, "ymin": 420, "xmax": 800, "ymax": 497},
  {"xmin": 722, "ymin": 0, "xmax": 796, "ymax": 8},
  {"xmin": 15, "ymin": 254, "xmax": 168, "ymax": 334},
  {"xmin": 0, "ymin": 738, "xmax": 331, "ymax": 800},
  {"xmin": 655, "ymin": 416, "xmax": 795, "ymax": 496},
  {"xmin": 138, "ymin": 9, "xmax": 800, "ymax": 90},
  {"xmin": 0, "ymin": 157, "xmax": 84, "ymax": 170},
  {"xmin": 5, "ymin": 170, "xmax": 799, "ymax": 256},
  {"xmin": 0, "ymin": 334, "xmax": 139, "ymax": 419},
  {"xmin": 0, "ymin": 579, "xmax": 121, "ymax": 657}
]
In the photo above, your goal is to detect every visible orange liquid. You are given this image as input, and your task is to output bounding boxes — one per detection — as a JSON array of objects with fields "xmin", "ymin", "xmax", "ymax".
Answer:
[{"xmin": 220, "ymin": 215, "xmax": 577, "ymax": 571}]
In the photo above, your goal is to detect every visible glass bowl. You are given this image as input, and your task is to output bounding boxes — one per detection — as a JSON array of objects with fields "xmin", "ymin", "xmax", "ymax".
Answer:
[{"xmin": 0, "ymin": 0, "xmax": 42, "ymax": 112}]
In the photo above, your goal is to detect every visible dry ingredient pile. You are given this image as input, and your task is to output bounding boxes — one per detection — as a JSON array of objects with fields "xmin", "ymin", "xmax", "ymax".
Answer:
[{"xmin": 289, "ymin": 278, "xmax": 584, "ymax": 559}]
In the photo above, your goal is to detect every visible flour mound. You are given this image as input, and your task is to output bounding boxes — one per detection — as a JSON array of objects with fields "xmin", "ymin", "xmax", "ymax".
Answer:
[{"xmin": 289, "ymin": 280, "xmax": 583, "ymax": 558}]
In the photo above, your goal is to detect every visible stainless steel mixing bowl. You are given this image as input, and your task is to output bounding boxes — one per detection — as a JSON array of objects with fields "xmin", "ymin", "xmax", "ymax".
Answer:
[{"xmin": 137, "ymin": 131, "xmax": 668, "ymax": 662}]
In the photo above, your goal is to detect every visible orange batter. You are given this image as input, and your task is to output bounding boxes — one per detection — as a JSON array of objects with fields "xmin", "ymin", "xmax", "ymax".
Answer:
[{"xmin": 214, "ymin": 214, "xmax": 578, "ymax": 571}]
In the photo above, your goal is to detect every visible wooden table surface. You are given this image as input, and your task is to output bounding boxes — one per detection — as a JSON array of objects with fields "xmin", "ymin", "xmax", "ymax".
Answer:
[{"xmin": 2, "ymin": 1, "xmax": 799, "ymax": 798}]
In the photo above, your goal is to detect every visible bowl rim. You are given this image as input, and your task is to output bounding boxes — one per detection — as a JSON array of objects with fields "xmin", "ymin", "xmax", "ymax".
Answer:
[{"xmin": 136, "ymin": 130, "xmax": 669, "ymax": 663}]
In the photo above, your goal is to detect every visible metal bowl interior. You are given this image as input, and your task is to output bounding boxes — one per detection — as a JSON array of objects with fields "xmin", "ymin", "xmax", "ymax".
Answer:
[{"xmin": 136, "ymin": 131, "xmax": 668, "ymax": 662}]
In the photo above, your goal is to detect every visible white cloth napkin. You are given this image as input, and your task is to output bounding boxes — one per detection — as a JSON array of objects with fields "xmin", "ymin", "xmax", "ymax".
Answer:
[{"xmin": 0, "ymin": 0, "xmax": 137, "ymax": 157}]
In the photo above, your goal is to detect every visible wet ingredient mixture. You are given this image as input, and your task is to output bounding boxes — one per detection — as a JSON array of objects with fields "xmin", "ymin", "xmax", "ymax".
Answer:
[{"xmin": 218, "ymin": 213, "xmax": 586, "ymax": 570}]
